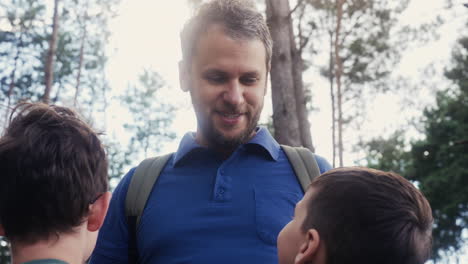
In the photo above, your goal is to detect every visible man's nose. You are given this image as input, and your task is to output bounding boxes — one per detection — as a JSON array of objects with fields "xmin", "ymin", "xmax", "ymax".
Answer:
[{"xmin": 223, "ymin": 80, "xmax": 244, "ymax": 106}]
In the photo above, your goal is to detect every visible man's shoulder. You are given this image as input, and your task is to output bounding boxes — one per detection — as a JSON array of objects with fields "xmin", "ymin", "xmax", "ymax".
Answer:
[{"xmin": 312, "ymin": 154, "xmax": 333, "ymax": 174}]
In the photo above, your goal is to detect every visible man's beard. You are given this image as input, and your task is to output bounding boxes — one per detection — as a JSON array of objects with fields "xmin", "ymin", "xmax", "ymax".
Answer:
[{"xmin": 199, "ymin": 109, "xmax": 261, "ymax": 151}]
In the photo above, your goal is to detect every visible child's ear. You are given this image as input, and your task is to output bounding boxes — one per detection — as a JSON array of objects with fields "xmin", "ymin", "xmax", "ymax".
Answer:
[
  {"xmin": 87, "ymin": 192, "xmax": 111, "ymax": 232},
  {"xmin": 179, "ymin": 60, "xmax": 190, "ymax": 92},
  {"xmin": 295, "ymin": 229, "xmax": 321, "ymax": 264}
]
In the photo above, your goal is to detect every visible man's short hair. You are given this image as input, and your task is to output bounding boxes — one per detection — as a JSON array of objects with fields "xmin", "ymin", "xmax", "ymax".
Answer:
[
  {"xmin": 180, "ymin": 0, "xmax": 272, "ymax": 68},
  {"xmin": 0, "ymin": 102, "xmax": 108, "ymax": 243},
  {"xmin": 303, "ymin": 167, "xmax": 433, "ymax": 264}
]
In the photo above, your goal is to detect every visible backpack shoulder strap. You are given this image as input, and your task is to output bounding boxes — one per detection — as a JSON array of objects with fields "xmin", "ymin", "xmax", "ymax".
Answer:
[
  {"xmin": 125, "ymin": 153, "xmax": 173, "ymax": 264},
  {"xmin": 281, "ymin": 145, "xmax": 321, "ymax": 192},
  {"xmin": 125, "ymin": 153, "xmax": 173, "ymax": 225}
]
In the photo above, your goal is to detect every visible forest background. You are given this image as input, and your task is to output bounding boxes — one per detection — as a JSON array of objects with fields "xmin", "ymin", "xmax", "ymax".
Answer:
[{"xmin": 0, "ymin": 0, "xmax": 467, "ymax": 263}]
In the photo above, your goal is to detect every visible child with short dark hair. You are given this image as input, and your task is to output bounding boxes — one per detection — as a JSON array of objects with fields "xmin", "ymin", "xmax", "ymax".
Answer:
[
  {"xmin": 277, "ymin": 167, "xmax": 433, "ymax": 264},
  {"xmin": 0, "ymin": 102, "xmax": 110, "ymax": 264}
]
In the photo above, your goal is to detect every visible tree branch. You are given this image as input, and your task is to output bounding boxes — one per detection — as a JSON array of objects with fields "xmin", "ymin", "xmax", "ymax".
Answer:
[
  {"xmin": 288, "ymin": 0, "xmax": 306, "ymax": 18},
  {"xmin": 339, "ymin": 11, "xmax": 366, "ymax": 48},
  {"xmin": 300, "ymin": 35, "xmax": 310, "ymax": 52},
  {"xmin": 296, "ymin": 2, "xmax": 309, "ymax": 53}
]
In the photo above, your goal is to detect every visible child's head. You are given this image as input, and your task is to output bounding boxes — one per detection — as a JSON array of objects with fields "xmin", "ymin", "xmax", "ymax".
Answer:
[
  {"xmin": 278, "ymin": 167, "xmax": 433, "ymax": 264},
  {"xmin": 0, "ymin": 103, "xmax": 109, "ymax": 253}
]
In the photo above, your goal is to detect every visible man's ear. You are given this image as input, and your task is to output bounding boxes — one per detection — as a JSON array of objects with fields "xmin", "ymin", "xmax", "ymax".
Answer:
[
  {"xmin": 0, "ymin": 224, "xmax": 5, "ymax": 236},
  {"xmin": 179, "ymin": 60, "xmax": 190, "ymax": 92},
  {"xmin": 87, "ymin": 192, "xmax": 111, "ymax": 232},
  {"xmin": 295, "ymin": 229, "xmax": 321, "ymax": 264}
]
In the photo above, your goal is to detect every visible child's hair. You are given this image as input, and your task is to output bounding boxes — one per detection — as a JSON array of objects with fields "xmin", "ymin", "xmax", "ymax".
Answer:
[
  {"xmin": 303, "ymin": 167, "xmax": 433, "ymax": 264},
  {"xmin": 0, "ymin": 102, "xmax": 108, "ymax": 243}
]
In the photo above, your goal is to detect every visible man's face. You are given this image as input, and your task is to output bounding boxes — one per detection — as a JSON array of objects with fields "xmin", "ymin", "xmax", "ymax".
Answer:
[
  {"xmin": 277, "ymin": 189, "xmax": 315, "ymax": 264},
  {"xmin": 181, "ymin": 24, "xmax": 267, "ymax": 151}
]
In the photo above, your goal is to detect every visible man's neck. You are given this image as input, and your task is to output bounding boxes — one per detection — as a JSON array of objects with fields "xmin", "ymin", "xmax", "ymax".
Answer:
[
  {"xmin": 194, "ymin": 129, "xmax": 258, "ymax": 158},
  {"xmin": 11, "ymin": 229, "xmax": 90, "ymax": 264}
]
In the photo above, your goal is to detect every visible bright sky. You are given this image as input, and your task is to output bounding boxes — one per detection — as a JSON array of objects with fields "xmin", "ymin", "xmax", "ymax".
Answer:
[{"xmin": 104, "ymin": 0, "xmax": 467, "ymax": 261}]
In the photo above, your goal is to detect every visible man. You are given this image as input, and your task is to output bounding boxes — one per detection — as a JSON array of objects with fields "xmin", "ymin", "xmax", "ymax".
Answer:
[
  {"xmin": 0, "ymin": 102, "xmax": 111, "ymax": 264},
  {"xmin": 91, "ymin": 0, "xmax": 331, "ymax": 263},
  {"xmin": 277, "ymin": 167, "xmax": 433, "ymax": 264}
]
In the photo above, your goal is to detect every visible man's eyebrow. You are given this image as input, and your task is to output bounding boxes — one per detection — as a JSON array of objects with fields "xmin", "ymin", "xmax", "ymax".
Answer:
[
  {"xmin": 242, "ymin": 71, "xmax": 260, "ymax": 76},
  {"xmin": 202, "ymin": 69, "xmax": 227, "ymax": 75}
]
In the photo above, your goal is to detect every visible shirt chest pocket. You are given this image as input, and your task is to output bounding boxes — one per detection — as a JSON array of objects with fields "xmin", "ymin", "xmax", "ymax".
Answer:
[{"xmin": 254, "ymin": 188, "xmax": 302, "ymax": 245}]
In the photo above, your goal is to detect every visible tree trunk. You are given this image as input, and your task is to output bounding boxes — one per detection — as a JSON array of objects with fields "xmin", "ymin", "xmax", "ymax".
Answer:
[
  {"xmin": 42, "ymin": 0, "xmax": 60, "ymax": 104},
  {"xmin": 53, "ymin": 80, "xmax": 63, "ymax": 103},
  {"xmin": 266, "ymin": 0, "xmax": 302, "ymax": 147},
  {"xmin": 290, "ymin": 2, "xmax": 314, "ymax": 152},
  {"xmin": 334, "ymin": 0, "xmax": 345, "ymax": 166},
  {"xmin": 266, "ymin": 0, "xmax": 315, "ymax": 150},
  {"xmin": 291, "ymin": 50, "xmax": 314, "ymax": 151},
  {"xmin": 74, "ymin": 21, "xmax": 87, "ymax": 106},
  {"xmin": 328, "ymin": 30, "xmax": 336, "ymax": 167}
]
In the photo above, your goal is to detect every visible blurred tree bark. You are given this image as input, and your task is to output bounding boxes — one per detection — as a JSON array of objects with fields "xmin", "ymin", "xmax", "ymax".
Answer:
[
  {"xmin": 42, "ymin": 0, "xmax": 60, "ymax": 103},
  {"xmin": 74, "ymin": 1, "xmax": 89, "ymax": 106},
  {"xmin": 266, "ymin": 0, "xmax": 314, "ymax": 151},
  {"xmin": 334, "ymin": 0, "xmax": 345, "ymax": 166}
]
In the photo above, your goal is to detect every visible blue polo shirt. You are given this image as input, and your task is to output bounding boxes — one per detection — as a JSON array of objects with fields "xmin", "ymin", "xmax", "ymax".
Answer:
[{"xmin": 91, "ymin": 127, "xmax": 331, "ymax": 264}]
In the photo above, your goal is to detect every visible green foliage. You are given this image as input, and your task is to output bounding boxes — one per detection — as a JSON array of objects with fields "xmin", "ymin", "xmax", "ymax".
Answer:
[
  {"xmin": 360, "ymin": 35, "xmax": 468, "ymax": 260},
  {"xmin": 106, "ymin": 70, "xmax": 178, "ymax": 182},
  {"xmin": 105, "ymin": 70, "xmax": 175, "ymax": 183},
  {"xmin": 408, "ymin": 37, "xmax": 468, "ymax": 257},
  {"xmin": 0, "ymin": 0, "xmax": 116, "ymax": 115},
  {"xmin": 312, "ymin": 0, "xmax": 410, "ymax": 94},
  {"xmin": 0, "ymin": 0, "xmax": 47, "ymax": 104},
  {"xmin": 120, "ymin": 70, "xmax": 176, "ymax": 163},
  {"xmin": 358, "ymin": 130, "xmax": 410, "ymax": 174},
  {"xmin": 105, "ymin": 139, "xmax": 133, "ymax": 183}
]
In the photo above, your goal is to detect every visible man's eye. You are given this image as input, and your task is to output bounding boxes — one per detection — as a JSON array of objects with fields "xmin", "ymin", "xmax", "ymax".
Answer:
[
  {"xmin": 205, "ymin": 74, "xmax": 227, "ymax": 83},
  {"xmin": 240, "ymin": 76, "xmax": 258, "ymax": 85}
]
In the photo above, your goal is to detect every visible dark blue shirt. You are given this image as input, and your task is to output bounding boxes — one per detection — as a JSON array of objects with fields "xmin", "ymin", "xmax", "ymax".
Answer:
[{"xmin": 91, "ymin": 127, "xmax": 331, "ymax": 264}]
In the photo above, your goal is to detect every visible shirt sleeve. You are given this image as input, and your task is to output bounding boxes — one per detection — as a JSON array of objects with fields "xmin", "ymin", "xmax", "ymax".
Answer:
[
  {"xmin": 89, "ymin": 168, "xmax": 136, "ymax": 264},
  {"xmin": 314, "ymin": 154, "xmax": 333, "ymax": 174}
]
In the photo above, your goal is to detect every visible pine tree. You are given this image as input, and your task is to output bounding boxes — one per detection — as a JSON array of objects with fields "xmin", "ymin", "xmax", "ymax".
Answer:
[
  {"xmin": 0, "ymin": 0, "xmax": 117, "ymax": 115},
  {"xmin": 360, "ymin": 33, "xmax": 468, "ymax": 260},
  {"xmin": 408, "ymin": 35, "xmax": 468, "ymax": 259},
  {"xmin": 307, "ymin": 0, "xmax": 413, "ymax": 166},
  {"xmin": 120, "ymin": 70, "xmax": 176, "ymax": 164}
]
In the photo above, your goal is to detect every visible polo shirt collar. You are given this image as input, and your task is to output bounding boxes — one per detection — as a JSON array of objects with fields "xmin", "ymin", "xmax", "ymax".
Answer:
[
  {"xmin": 172, "ymin": 132, "xmax": 201, "ymax": 166},
  {"xmin": 172, "ymin": 127, "xmax": 280, "ymax": 166},
  {"xmin": 245, "ymin": 127, "xmax": 280, "ymax": 161}
]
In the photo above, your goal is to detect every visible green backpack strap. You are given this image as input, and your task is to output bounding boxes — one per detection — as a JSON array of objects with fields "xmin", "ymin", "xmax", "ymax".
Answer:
[
  {"xmin": 281, "ymin": 145, "xmax": 321, "ymax": 192},
  {"xmin": 125, "ymin": 153, "xmax": 173, "ymax": 264},
  {"xmin": 125, "ymin": 153, "xmax": 173, "ymax": 225}
]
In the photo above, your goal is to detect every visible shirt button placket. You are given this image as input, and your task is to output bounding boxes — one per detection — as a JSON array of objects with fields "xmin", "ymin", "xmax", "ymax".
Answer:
[{"xmin": 214, "ymin": 166, "xmax": 229, "ymax": 202}]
